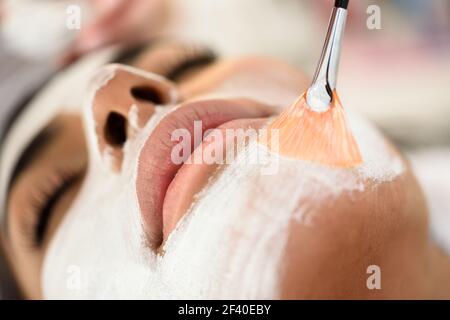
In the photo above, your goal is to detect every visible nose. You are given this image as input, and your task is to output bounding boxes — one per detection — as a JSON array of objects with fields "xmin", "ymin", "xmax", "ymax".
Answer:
[{"xmin": 90, "ymin": 64, "xmax": 178, "ymax": 171}]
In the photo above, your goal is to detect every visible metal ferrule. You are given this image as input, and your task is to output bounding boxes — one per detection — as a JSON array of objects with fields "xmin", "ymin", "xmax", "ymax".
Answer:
[{"xmin": 306, "ymin": 7, "xmax": 348, "ymax": 112}]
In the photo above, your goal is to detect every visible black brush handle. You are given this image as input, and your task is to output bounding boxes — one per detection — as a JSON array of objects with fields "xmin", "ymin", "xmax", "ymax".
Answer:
[{"xmin": 335, "ymin": 0, "xmax": 349, "ymax": 9}]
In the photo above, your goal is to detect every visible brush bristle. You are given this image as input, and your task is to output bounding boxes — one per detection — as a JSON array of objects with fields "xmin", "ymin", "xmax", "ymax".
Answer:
[{"xmin": 262, "ymin": 91, "xmax": 362, "ymax": 168}]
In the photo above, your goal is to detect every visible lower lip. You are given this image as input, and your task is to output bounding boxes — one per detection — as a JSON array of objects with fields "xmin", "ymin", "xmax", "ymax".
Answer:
[{"xmin": 162, "ymin": 117, "xmax": 268, "ymax": 241}]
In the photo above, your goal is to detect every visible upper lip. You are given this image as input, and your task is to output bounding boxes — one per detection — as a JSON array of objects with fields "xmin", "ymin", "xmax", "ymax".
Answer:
[{"xmin": 136, "ymin": 98, "xmax": 274, "ymax": 248}]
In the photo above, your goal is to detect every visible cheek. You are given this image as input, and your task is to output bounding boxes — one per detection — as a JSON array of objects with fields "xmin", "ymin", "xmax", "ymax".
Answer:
[{"xmin": 277, "ymin": 168, "xmax": 428, "ymax": 298}]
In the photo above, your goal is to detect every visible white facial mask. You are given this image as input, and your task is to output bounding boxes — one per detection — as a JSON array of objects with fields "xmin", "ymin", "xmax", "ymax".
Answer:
[{"xmin": 40, "ymin": 65, "xmax": 404, "ymax": 299}]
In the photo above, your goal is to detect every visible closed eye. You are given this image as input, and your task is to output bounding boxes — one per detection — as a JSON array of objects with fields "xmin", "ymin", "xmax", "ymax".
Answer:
[{"xmin": 29, "ymin": 170, "xmax": 84, "ymax": 246}]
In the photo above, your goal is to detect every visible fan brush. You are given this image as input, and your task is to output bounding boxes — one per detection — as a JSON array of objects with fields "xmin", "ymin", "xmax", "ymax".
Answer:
[{"xmin": 263, "ymin": 0, "xmax": 362, "ymax": 168}]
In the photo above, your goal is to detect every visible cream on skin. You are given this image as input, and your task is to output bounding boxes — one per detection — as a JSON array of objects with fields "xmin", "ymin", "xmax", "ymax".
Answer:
[{"xmin": 34, "ymin": 64, "xmax": 405, "ymax": 299}]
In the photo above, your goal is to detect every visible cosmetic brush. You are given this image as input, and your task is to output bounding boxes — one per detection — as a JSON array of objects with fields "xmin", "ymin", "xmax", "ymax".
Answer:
[{"xmin": 263, "ymin": 0, "xmax": 362, "ymax": 168}]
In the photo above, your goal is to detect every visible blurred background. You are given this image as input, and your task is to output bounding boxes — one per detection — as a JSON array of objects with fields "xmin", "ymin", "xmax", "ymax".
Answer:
[{"xmin": 0, "ymin": 0, "xmax": 449, "ymax": 248}]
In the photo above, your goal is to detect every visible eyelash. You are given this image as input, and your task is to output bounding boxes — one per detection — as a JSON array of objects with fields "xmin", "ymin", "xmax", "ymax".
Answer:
[
  {"xmin": 22, "ymin": 168, "xmax": 82, "ymax": 249},
  {"xmin": 164, "ymin": 46, "xmax": 216, "ymax": 81}
]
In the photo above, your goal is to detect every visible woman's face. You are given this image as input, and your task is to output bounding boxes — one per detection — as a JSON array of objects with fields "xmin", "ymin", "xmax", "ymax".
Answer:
[{"xmin": 2, "ymin": 43, "xmax": 438, "ymax": 299}]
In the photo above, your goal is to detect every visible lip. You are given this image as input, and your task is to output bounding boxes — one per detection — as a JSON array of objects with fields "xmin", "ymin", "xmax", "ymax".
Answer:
[
  {"xmin": 162, "ymin": 117, "xmax": 269, "ymax": 242},
  {"xmin": 136, "ymin": 99, "xmax": 274, "ymax": 248}
]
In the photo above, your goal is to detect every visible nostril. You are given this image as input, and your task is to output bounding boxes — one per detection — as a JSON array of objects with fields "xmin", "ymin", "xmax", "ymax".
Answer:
[
  {"xmin": 131, "ymin": 86, "xmax": 164, "ymax": 105},
  {"xmin": 104, "ymin": 112, "xmax": 127, "ymax": 147}
]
